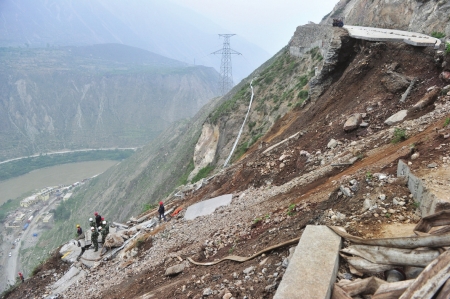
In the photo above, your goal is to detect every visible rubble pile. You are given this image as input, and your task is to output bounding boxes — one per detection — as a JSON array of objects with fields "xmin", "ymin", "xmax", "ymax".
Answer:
[{"xmin": 333, "ymin": 210, "xmax": 450, "ymax": 298}]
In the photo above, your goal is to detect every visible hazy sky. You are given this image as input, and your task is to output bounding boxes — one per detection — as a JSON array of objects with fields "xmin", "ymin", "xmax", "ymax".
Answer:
[{"xmin": 170, "ymin": 0, "xmax": 338, "ymax": 54}]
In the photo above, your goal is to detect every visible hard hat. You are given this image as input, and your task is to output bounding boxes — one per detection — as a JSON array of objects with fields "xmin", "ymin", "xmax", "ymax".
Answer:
[
  {"xmin": 94, "ymin": 212, "xmax": 98, "ymax": 216},
  {"xmin": 159, "ymin": 201, "xmax": 163, "ymax": 205},
  {"xmin": 98, "ymin": 226, "xmax": 102, "ymax": 230},
  {"xmin": 91, "ymin": 227, "xmax": 95, "ymax": 230},
  {"xmin": 101, "ymin": 217, "xmax": 105, "ymax": 221},
  {"xmin": 76, "ymin": 224, "xmax": 80, "ymax": 228},
  {"xmin": 18, "ymin": 272, "xmax": 22, "ymax": 275},
  {"xmin": 102, "ymin": 221, "xmax": 106, "ymax": 224},
  {"xmin": 89, "ymin": 218, "xmax": 93, "ymax": 222}
]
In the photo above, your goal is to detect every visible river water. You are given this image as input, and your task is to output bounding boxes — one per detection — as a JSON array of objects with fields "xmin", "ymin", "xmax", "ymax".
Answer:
[{"xmin": 0, "ymin": 160, "xmax": 118, "ymax": 205}]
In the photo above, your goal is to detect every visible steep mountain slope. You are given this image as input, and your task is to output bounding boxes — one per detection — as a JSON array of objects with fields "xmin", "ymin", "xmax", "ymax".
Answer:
[
  {"xmin": 0, "ymin": 44, "xmax": 220, "ymax": 160},
  {"xmin": 0, "ymin": 0, "xmax": 270, "ymax": 82},
  {"xmin": 321, "ymin": 0, "xmax": 450, "ymax": 37},
  {"xmin": 12, "ymin": 96, "xmax": 222, "ymax": 277},
  {"xmin": 6, "ymin": 25, "xmax": 450, "ymax": 298}
]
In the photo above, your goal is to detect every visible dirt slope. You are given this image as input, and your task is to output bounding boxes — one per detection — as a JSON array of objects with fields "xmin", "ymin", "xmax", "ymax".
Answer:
[{"xmin": 4, "ymin": 38, "xmax": 450, "ymax": 299}]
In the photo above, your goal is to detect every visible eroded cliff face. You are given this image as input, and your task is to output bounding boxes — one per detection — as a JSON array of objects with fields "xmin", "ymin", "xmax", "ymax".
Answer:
[
  {"xmin": 188, "ymin": 123, "xmax": 220, "ymax": 181},
  {"xmin": 0, "ymin": 46, "xmax": 220, "ymax": 160},
  {"xmin": 322, "ymin": 0, "xmax": 450, "ymax": 37}
]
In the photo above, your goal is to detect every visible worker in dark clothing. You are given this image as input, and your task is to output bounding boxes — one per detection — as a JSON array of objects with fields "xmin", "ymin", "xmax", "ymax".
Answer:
[
  {"xmin": 76, "ymin": 224, "xmax": 83, "ymax": 236},
  {"xmin": 76, "ymin": 224, "xmax": 84, "ymax": 246},
  {"xmin": 100, "ymin": 225, "xmax": 108, "ymax": 244},
  {"xmin": 102, "ymin": 220, "xmax": 110, "ymax": 235},
  {"xmin": 18, "ymin": 272, "xmax": 24, "ymax": 283},
  {"xmin": 94, "ymin": 212, "xmax": 102, "ymax": 227},
  {"xmin": 91, "ymin": 227, "xmax": 99, "ymax": 252},
  {"xmin": 158, "ymin": 201, "xmax": 167, "ymax": 221}
]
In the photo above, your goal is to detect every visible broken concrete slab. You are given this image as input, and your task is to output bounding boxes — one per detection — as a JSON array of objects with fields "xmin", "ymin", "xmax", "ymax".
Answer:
[
  {"xmin": 51, "ymin": 266, "xmax": 86, "ymax": 295},
  {"xmin": 80, "ymin": 248, "xmax": 102, "ymax": 267},
  {"xmin": 274, "ymin": 225, "xmax": 341, "ymax": 299},
  {"xmin": 165, "ymin": 263, "xmax": 185, "ymax": 276},
  {"xmin": 60, "ymin": 241, "xmax": 82, "ymax": 263},
  {"xmin": 184, "ymin": 194, "xmax": 232, "ymax": 220},
  {"xmin": 344, "ymin": 26, "xmax": 441, "ymax": 49}
]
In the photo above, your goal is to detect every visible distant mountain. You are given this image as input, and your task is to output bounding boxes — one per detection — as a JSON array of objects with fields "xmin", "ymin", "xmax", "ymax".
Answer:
[
  {"xmin": 0, "ymin": 44, "xmax": 220, "ymax": 160},
  {"xmin": 0, "ymin": 0, "xmax": 270, "ymax": 82}
]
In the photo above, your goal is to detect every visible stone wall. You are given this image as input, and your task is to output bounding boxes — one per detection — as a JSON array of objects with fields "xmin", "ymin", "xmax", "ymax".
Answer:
[{"xmin": 288, "ymin": 24, "xmax": 335, "ymax": 60}]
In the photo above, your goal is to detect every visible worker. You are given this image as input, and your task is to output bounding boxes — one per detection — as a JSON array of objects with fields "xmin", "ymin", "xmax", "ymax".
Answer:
[
  {"xmin": 100, "ymin": 224, "xmax": 108, "ymax": 243},
  {"xmin": 89, "ymin": 217, "xmax": 95, "ymax": 228},
  {"xmin": 18, "ymin": 272, "xmax": 24, "ymax": 283},
  {"xmin": 76, "ymin": 224, "xmax": 83, "ymax": 236},
  {"xmin": 102, "ymin": 220, "xmax": 110, "ymax": 235},
  {"xmin": 94, "ymin": 212, "xmax": 102, "ymax": 227},
  {"xmin": 91, "ymin": 227, "xmax": 99, "ymax": 252},
  {"xmin": 158, "ymin": 201, "xmax": 167, "ymax": 221}
]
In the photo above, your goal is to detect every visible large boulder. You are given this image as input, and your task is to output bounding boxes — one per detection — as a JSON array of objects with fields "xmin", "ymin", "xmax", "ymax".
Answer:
[
  {"xmin": 409, "ymin": 88, "xmax": 440, "ymax": 111},
  {"xmin": 343, "ymin": 113, "xmax": 362, "ymax": 132},
  {"xmin": 104, "ymin": 233, "xmax": 125, "ymax": 248},
  {"xmin": 381, "ymin": 71, "xmax": 410, "ymax": 93},
  {"xmin": 440, "ymin": 71, "xmax": 450, "ymax": 83},
  {"xmin": 384, "ymin": 110, "xmax": 408, "ymax": 125},
  {"xmin": 327, "ymin": 139, "xmax": 338, "ymax": 149},
  {"xmin": 165, "ymin": 263, "xmax": 186, "ymax": 276}
]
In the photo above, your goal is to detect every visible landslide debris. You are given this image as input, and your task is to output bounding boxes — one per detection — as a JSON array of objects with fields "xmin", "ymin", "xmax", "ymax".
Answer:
[{"xmin": 5, "ymin": 35, "xmax": 450, "ymax": 299}]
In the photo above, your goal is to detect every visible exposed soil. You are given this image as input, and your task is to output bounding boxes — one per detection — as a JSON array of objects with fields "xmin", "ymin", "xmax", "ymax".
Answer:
[
  {"xmin": 5, "ymin": 39, "xmax": 450, "ymax": 299},
  {"xmin": 3, "ymin": 246, "xmax": 70, "ymax": 299}
]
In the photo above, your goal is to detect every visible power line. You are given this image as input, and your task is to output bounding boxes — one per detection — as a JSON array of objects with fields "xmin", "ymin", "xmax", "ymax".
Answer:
[{"xmin": 211, "ymin": 34, "xmax": 241, "ymax": 95}]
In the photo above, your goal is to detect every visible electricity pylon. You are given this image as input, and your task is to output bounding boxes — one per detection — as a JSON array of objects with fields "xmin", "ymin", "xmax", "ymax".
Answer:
[{"xmin": 212, "ymin": 34, "xmax": 241, "ymax": 95}]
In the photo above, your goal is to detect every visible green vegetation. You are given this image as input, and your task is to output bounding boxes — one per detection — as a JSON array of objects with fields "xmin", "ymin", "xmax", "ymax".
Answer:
[
  {"xmin": 287, "ymin": 204, "xmax": 296, "ymax": 216},
  {"xmin": 298, "ymin": 90, "xmax": 309, "ymax": 100},
  {"xmin": 446, "ymin": 42, "xmax": 450, "ymax": 55},
  {"xmin": 142, "ymin": 203, "xmax": 157, "ymax": 213},
  {"xmin": 176, "ymin": 159, "xmax": 195, "ymax": 186},
  {"xmin": 444, "ymin": 117, "xmax": 450, "ymax": 127},
  {"xmin": 1, "ymin": 282, "xmax": 19, "ymax": 298},
  {"xmin": 51, "ymin": 200, "xmax": 73, "ymax": 221},
  {"xmin": 191, "ymin": 164, "xmax": 214, "ymax": 183},
  {"xmin": 431, "ymin": 32, "xmax": 446, "ymax": 38},
  {"xmin": 0, "ymin": 198, "xmax": 20, "ymax": 223},
  {"xmin": 0, "ymin": 150, "xmax": 134, "ymax": 182},
  {"xmin": 253, "ymin": 217, "xmax": 262, "ymax": 224},
  {"xmin": 365, "ymin": 171, "xmax": 373, "ymax": 180},
  {"xmin": 385, "ymin": 213, "xmax": 391, "ymax": 218},
  {"xmin": 412, "ymin": 201, "xmax": 420, "ymax": 209},
  {"xmin": 391, "ymin": 128, "xmax": 408, "ymax": 143},
  {"xmin": 210, "ymin": 88, "xmax": 248, "ymax": 124}
]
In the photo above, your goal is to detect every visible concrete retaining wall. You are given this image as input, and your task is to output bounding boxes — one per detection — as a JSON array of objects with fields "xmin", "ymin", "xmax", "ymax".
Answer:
[{"xmin": 397, "ymin": 160, "xmax": 450, "ymax": 216}]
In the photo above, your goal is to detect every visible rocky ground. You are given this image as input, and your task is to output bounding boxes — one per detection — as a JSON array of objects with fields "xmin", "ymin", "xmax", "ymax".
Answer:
[{"xmin": 4, "ymin": 39, "xmax": 450, "ymax": 299}]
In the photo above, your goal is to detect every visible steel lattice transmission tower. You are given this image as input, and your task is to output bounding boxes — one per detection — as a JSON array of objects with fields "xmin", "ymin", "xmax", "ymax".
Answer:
[{"xmin": 212, "ymin": 34, "xmax": 241, "ymax": 95}]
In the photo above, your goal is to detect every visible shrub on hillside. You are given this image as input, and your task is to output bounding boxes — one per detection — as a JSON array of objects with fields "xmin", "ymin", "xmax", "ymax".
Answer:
[
  {"xmin": 391, "ymin": 128, "xmax": 408, "ymax": 143},
  {"xmin": 431, "ymin": 32, "xmax": 446, "ymax": 39}
]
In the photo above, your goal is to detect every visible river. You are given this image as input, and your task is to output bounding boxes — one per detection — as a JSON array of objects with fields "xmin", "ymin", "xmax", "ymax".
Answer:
[{"xmin": 0, "ymin": 160, "xmax": 118, "ymax": 205}]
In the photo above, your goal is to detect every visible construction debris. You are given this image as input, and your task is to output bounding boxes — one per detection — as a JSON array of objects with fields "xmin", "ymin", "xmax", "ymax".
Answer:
[{"xmin": 332, "ymin": 210, "xmax": 450, "ymax": 299}]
